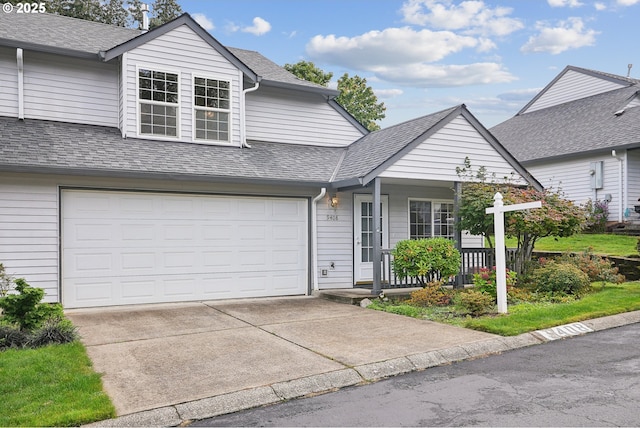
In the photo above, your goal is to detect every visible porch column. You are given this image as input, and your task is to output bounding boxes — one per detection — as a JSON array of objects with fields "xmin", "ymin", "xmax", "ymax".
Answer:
[
  {"xmin": 372, "ymin": 177, "xmax": 382, "ymax": 295},
  {"xmin": 453, "ymin": 181, "xmax": 463, "ymax": 289}
]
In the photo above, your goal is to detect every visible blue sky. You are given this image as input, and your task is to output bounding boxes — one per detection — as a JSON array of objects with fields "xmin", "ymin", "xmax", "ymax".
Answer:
[{"xmin": 178, "ymin": 0, "xmax": 639, "ymax": 129}]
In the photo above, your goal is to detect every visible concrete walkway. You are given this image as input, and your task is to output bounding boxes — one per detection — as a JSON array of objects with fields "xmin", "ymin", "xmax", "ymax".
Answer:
[{"xmin": 66, "ymin": 296, "xmax": 640, "ymax": 427}]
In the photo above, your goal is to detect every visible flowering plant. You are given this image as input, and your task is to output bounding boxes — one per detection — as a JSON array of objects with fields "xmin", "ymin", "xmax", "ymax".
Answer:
[
  {"xmin": 472, "ymin": 266, "xmax": 517, "ymax": 298},
  {"xmin": 583, "ymin": 199, "xmax": 608, "ymax": 233}
]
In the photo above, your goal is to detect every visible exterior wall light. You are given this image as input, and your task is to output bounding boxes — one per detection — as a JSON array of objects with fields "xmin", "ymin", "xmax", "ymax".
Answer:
[{"xmin": 330, "ymin": 195, "xmax": 339, "ymax": 208}]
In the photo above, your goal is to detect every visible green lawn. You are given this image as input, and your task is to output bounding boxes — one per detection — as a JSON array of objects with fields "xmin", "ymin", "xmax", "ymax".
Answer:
[
  {"xmin": 370, "ymin": 282, "xmax": 640, "ymax": 337},
  {"xmin": 503, "ymin": 233, "xmax": 638, "ymax": 257},
  {"xmin": 0, "ymin": 342, "xmax": 115, "ymax": 427}
]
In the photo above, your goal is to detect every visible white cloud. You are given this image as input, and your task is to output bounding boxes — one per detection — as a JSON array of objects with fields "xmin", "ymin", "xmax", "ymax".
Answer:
[
  {"xmin": 617, "ymin": 0, "xmax": 640, "ymax": 5},
  {"xmin": 371, "ymin": 63, "xmax": 517, "ymax": 87},
  {"xmin": 375, "ymin": 89, "xmax": 404, "ymax": 99},
  {"xmin": 242, "ymin": 17, "xmax": 272, "ymax": 36},
  {"xmin": 192, "ymin": 13, "xmax": 214, "ymax": 31},
  {"xmin": 520, "ymin": 17, "xmax": 599, "ymax": 54},
  {"xmin": 307, "ymin": 27, "xmax": 479, "ymax": 69},
  {"xmin": 547, "ymin": 0, "xmax": 584, "ymax": 7},
  {"xmin": 400, "ymin": 0, "xmax": 523, "ymax": 36},
  {"xmin": 594, "ymin": 2, "xmax": 607, "ymax": 10}
]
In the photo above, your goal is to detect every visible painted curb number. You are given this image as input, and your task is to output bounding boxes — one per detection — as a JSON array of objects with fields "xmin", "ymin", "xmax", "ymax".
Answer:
[{"xmin": 535, "ymin": 322, "xmax": 594, "ymax": 341}]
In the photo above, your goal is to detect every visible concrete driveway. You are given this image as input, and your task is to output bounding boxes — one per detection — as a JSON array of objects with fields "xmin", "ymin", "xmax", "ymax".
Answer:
[{"xmin": 66, "ymin": 296, "xmax": 503, "ymax": 419}]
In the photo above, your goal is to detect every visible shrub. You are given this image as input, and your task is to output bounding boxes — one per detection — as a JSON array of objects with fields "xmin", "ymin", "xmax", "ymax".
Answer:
[
  {"xmin": 392, "ymin": 238, "xmax": 461, "ymax": 286},
  {"xmin": 0, "ymin": 325, "xmax": 29, "ymax": 350},
  {"xmin": 453, "ymin": 290, "xmax": 495, "ymax": 316},
  {"xmin": 583, "ymin": 199, "xmax": 608, "ymax": 233},
  {"xmin": 407, "ymin": 281, "xmax": 452, "ymax": 307},
  {"xmin": 506, "ymin": 286, "xmax": 534, "ymax": 304},
  {"xmin": 0, "ymin": 278, "xmax": 64, "ymax": 331},
  {"xmin": 472, "ymin": 266, "xmax": 517, "ymax": 298},
  {"xmin": 28, "ymin": 317, "xmax": 78, "ymax": 348},
  {"xmin": 530, "ymin": 262, "xmax": 591, "ymax": 297},
  {"xmin": 556, "ymin": 249, "xmax": 625, "ymax": 284}
]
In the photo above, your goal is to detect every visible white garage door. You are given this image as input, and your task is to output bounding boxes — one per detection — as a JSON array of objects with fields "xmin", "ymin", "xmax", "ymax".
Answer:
[{"xmin": 62, "ymin": 190, "xmax": 309, "ymax": 308}]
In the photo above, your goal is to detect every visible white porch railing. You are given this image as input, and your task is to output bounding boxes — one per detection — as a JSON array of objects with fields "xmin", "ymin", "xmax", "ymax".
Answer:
[{"xmin": 377, "ymin": 248, "xmax": 518, "ymax": 289}]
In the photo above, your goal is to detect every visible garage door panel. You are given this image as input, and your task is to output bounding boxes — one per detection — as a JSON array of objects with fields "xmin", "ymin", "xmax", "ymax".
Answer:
[{"xmin": 62, "ymin": 190, "xmax": 308, "ymax": 308}]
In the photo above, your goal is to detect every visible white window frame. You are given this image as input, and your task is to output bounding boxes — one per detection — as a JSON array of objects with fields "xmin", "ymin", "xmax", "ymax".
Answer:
[
  {"xmin": 136, "ymin": 65, "xmax": 181, "ymax": 140},
  {"xmin": 192, "ymin": 74, "xmax": 232, "ymax": 145},
  {"xmin": 407, "ymin": 198, "xmax": 455, "ymax": 240}
]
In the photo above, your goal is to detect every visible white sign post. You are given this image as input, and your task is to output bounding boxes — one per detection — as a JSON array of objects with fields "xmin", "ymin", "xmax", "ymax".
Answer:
[{"xmin": 486, "ymin": 192, "xmax": 541, "ymax": 313}]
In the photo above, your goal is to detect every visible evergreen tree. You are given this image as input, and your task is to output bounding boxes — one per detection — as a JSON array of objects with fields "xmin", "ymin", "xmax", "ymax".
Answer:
[
  {"xmin": 148, "ymin": 0, "xmax": 183, "ymax": 29},
  {"xmin": 285, "ymin": 61, "xmax": 386, "ymax": 132}
]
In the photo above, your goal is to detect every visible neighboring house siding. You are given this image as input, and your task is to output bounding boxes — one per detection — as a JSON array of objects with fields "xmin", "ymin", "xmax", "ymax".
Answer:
[
  {"xmin": 245, "ymin": 86, "xmax": 364, "ymax": 147},
  {"xmin": 0, "ymin": 172, "xmax": 317, "ymax": 303},
  {"xmin": 0, "ymin": 46, "xmax": 18, "ymax": 118},
  {"xmin": 627, "ymin": 149, "xmax": 640, "ymax": 218},
  {"xmin": 527, "ymin": 154, "xmax": 622, "ymax": 221},
  {"xmin": 379, "ymin": 115, "xmax": 524, "ymax": 183},
  {"xmin": 524, "ymin": 70, "xmax": 626, "ymax": 113},
  {"xmin": 23, "ymin": 51, "xmax": 119, "ymax": 126},
  {"xmin": 124, "ymin": 24, "xmax": 242, "ymax": 144}
]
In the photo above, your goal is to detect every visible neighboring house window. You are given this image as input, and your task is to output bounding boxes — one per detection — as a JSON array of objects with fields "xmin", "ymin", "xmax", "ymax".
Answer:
[
  {"xmin": 194, "ymin": 77, "xmax": 230, "ymax": 142},
  {"xmin": 138, "ymin": 69, "xmax": 179, "ymax": 137},
  {"xmin": 409, "ymin": 200, "xmax": 454, "ymax": 240}
]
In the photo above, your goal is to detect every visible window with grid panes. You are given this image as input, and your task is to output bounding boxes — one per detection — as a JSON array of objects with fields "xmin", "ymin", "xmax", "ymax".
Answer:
[
  {"xmin": 409, "ymin": 200, "xmax": 454, "ymax": 240},
  {"xmin": 138, "ymin": 69, "xmax": 178, "ymax": 137},
  {"xmin": 194, "ymin": 77, "xmax": 230, "ymax": 142}
]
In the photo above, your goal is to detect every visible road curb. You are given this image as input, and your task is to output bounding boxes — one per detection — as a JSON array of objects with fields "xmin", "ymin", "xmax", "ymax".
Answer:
[{"xmin": 85, "ymin": 310, "xmax": 640, "ymax": 427}]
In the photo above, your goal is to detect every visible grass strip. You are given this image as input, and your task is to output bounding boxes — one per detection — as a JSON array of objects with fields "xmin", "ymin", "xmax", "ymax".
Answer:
[
  {"xmin": 503, "ymin": 234, "xmax": 638, "ymax": 258},
  {"xmin": 465, "ymin": 282, "xmax": 640, "ymax": 336},
  {"xmin": 0, "ymin": 341, "xmax": 115, "ymax": 427},
  {"xmin": 370, "ymin": 282, "xmax": 640, "ymax": 337}
]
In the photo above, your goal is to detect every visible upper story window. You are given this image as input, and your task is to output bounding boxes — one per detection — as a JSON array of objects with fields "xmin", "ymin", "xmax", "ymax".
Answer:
[
  {"xmin": 138, "ymin": 69, "xmax": 179, "ymax": 137},
  {"xmin": 409, "ymin": 200, "xmax": 454, "ymax": 240},
  {"xmin": 194, "ymin": 77, "xmax": 230, "ymax": 143}
]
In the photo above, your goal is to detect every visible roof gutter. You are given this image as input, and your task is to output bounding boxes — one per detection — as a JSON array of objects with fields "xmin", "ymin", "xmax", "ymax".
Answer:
[{"xmin": 260, "ymin": 79, "xmax": 339, "ymax": 97}]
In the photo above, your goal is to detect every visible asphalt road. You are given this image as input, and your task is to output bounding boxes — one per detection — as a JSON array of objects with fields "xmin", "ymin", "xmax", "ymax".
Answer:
[{"xmin": 191, "ymin": 323, "xmax": 640, "ymax": 427}]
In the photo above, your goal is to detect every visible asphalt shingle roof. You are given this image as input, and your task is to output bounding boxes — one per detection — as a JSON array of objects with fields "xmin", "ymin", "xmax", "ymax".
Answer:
[
  {"xmin": 0, "ymin": 12, "xmax": 141, "ymax": 56},
  {"xmin": 491, "ymin": 86, "xmax": 640, "ymax": 163},
  {"xmin": 228, "ymin": 47, "xmax": 334, "ymax": 94},
  {"xmin": 0, "ymin": 12, "xmax": 331, "ymax": 95},
  {"xmin": 0, "ymin": 117, "xmax": 344, "ymax": 184}
]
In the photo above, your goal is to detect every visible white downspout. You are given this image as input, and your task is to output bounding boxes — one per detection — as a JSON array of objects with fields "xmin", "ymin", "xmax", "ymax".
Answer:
[
  {"xmin": 311, "ymin": 188, "xmax": 327, "ymax": 292},
  {"xmin": 16, "ymin": 48, "xmax": 24, "ymax": 120},
  {"xmin": 613, "ymin": 150, "xmax": 623, "ymax": 223},
  {"xmin": 241, "ymin": 78, "xmax": 260, "ymax": 148}
]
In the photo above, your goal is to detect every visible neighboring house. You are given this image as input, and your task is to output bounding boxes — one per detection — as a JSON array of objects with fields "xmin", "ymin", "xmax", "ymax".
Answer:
[
  {"xmin": 0, "ymin": 12, "xmax": 537, "ymax": 308},
  {"xmin": 491, "ymin": 65, "xmax": 640, "ymax": 224}
]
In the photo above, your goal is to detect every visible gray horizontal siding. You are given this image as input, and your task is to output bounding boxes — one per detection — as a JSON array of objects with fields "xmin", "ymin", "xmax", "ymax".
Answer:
[
  {"xmin": 22, "ymin": 51, "xmax": 119, "ymax": 126},
  {"xmin": 528, "ymin": 154, "xmax": 622, "ymax": 221},
  {"xmin": 0, "ymin": 46, "xmax": 18, "ymax": 118},
  {"xmin": 0, "ymin": 177, "xmax": 59, "ymax": 302},
  {"xmin": 525, "ymin": 70, "xmax": 625, "ymax": 113},
  {"xmin": 246, "ymin": 86, "xmax": 364, "ymax": 147},
  {"xmin": 379, "ymin": 115, "xmax": 524, "ymax": 183},
  {"xmin": 627, "ymin": 149, "xmax": 640, "ymax": 218}
]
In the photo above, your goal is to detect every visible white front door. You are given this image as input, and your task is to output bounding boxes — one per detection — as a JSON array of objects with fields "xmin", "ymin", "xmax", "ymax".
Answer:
[{"xmin": 354, "ymin": 194, "xmax": 389, "ymax": 283}]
